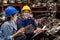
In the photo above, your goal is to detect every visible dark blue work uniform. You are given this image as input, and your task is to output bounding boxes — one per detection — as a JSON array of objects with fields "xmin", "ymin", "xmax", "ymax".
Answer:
[
  {"xmin": 17, "ymin": 16, "xmax": 38, "ymax": 29},
  {"xmin": 17, "ymin": 16, "xmax": 39, "ymax": 40}
]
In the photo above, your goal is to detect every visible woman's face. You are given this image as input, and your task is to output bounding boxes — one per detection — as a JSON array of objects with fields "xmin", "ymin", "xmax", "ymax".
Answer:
[
  {"xmin": 22, "ymin": 10, "xmax": 30, "ymax": 19},
  {"xmin": 13, "ymin": 13, "xmax": 18, "ymax": 22}
]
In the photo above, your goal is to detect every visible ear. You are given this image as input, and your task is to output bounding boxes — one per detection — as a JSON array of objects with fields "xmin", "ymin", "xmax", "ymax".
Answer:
[
  {"xmin": 10, "ymin": 15, "xmax": 13, "ymax": 18},
  {"xmin": 30, "ymin": 10, "xmax": 32, "ymax": 14}
]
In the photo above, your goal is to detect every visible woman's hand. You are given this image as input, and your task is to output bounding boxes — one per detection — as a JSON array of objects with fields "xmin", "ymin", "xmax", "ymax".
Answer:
[
  {"xmin": 17, "ymin": 28, "xmax": 25, "ymax": 34},
  {"xmin": 12, "ymin": 28, "xmax": 25, "ymax": 38}
]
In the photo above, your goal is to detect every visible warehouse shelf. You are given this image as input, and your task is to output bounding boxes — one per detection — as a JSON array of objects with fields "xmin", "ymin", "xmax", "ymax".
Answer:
[
  {"xmin": 0, "ymin": 0, "xmax": 60, "ymax": 18},
  {"xmin": 3, "ymin": 4, "xmax": 9, "ymax": 6},
  {"xmin": 31, "ymin": 6, "xmax": 47, "ymax": 8},
  {"xmin": 0, "ymin": 0, "xmax": 49, "ymax": 13},
  {"xmin": 32, "ymin": 10, "xmax": 51, "ymax": 13}
]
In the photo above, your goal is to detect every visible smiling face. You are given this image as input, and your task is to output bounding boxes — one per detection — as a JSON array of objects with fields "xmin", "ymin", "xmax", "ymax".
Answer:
[{"xmin": 22, "ymin": 10, "xmax": 31, "ymax": 19}]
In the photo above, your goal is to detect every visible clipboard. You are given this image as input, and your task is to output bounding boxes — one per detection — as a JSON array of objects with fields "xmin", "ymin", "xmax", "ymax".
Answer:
[{"xmin": 24, "ymin": 24, "xmax": 35, "ymax": 33}]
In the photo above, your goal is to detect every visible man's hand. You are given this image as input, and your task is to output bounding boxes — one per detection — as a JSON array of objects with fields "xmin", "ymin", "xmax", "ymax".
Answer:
[{"xmin": 34, "ymin": 28, "xmax": 42, "ymax": 34}]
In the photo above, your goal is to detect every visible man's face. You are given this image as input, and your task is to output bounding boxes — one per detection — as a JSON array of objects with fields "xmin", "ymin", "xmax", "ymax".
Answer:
[{"xmin": 23, "ymin": 10, "xmax": 30, "ymax": 19}]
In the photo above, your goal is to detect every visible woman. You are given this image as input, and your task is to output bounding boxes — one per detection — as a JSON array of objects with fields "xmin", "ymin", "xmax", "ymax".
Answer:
[{"xmin": 0, "ymin": 6, "xmax": 26, "ymax": 40}]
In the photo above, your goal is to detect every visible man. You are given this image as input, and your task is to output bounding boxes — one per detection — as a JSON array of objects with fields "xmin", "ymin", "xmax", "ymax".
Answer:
[{"xmin": 17, "ymin": 5, "xmax": 42, "ymax": 40}]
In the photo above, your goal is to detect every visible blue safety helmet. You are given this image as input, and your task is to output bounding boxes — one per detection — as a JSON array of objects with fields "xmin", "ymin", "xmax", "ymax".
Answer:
[{"xmin": 5, "ymin": 6, "xmax": 19, "ymax": 17}]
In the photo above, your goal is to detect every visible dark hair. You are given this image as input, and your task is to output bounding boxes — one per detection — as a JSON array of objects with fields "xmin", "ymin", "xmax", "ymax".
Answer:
[{"xmin": 6, "ymin": 13, "xmax": 16, "ymax": 21}]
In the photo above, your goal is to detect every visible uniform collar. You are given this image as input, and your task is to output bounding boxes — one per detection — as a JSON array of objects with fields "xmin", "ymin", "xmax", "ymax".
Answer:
[
  {"xmin": 20, "ymin": 15, "xmax": 31, "ymax": 21},
  {"xmin": 7, "ymin": 21, "xmax": 17, "ymax": 30}
]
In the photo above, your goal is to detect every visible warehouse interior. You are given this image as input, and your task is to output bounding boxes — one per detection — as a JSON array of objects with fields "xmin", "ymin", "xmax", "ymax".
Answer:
[{"xmin": 0, "ymin": 0, "xmax": 60, "ymax": 40}]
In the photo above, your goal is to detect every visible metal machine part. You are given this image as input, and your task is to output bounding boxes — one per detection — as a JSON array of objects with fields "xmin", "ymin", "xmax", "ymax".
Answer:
[
  {"xmin": 47, "ymin": 23, "xmax": 60, "ymax": 35},
  {"xmin": 3, "ymin": 0, "xmax": 8, "ymax": 3},
  {"xmin": 8, "ymin": 0, "xmax": 15, "ymax": 3},
  {"xmin": 16, "ymin": 0, "xmax": 22, "ymax": 3}
]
